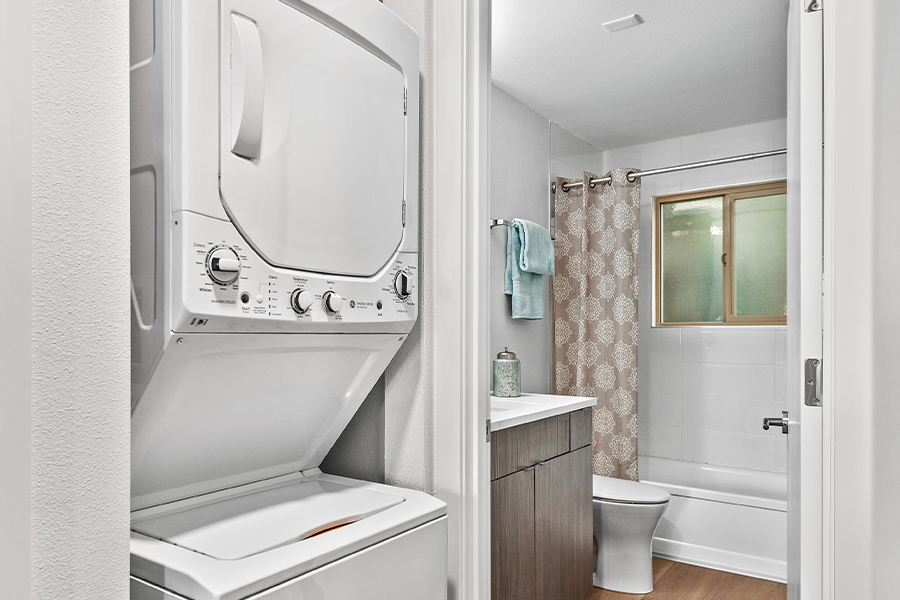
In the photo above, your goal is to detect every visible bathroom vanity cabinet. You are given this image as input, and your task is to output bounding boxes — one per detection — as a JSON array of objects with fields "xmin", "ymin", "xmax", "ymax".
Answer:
[{"xmin": 490, "ymin": 407, "xmax": 593, "ymax": 600}]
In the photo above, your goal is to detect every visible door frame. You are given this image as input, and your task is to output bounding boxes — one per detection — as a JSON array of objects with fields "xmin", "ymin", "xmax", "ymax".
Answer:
[
  {"xmin": 433, "ymin": 0, "xmax": 492, "ymax": 598},
  {"xmin": 787, "ymin": 2, "xmax": 826, "ymax": 599}
]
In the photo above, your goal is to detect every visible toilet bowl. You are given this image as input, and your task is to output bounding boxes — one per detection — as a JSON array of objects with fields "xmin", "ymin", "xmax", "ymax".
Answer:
[{"xmin": 592, "ymin": 475, "xmax": 670, "ymax": 594}]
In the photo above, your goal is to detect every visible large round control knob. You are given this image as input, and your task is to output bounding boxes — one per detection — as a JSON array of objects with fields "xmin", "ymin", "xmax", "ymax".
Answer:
[
  {"xmin": 323, "ymin": 291, "xmax": 343, "ymax": 314},
  {"xmin": 393, "ymin": 271, "xmax": 411, "ymax": 300},
  {"xmin": 206, "ymin": 246, "xmax": 241, "ymax": 285},
  {"xmin": 290, "ymin": 289, "xmax": 315, "ymax": 314}
]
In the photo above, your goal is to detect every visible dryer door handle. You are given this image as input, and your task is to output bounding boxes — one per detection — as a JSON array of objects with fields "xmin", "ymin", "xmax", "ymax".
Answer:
[{"xmin": 230, "ymin": 14, "xmax": 265, "ymax": 160}]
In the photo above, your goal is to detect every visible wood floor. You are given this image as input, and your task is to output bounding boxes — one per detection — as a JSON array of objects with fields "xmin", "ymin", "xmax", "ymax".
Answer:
[{"xmin": 587, "ymin": 558, "xmax": 787, "ymax": 600}]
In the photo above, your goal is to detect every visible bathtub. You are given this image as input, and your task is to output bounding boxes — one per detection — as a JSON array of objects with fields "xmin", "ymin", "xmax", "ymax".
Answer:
[{"xmin": 639, "ymin": 455, "xmax": 787, "ymax": 583}]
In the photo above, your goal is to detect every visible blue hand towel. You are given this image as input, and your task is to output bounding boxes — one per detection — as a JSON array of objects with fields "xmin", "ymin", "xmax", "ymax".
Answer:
[{"xmin": 505, "ymin": 219, "xmax": 554, "ymax": 319}]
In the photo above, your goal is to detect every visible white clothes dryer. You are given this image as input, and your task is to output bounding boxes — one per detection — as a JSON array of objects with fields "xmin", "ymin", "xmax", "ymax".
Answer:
[{"xmin": 129, "ymin": 1, "xmax": 446, "ymax": 598}]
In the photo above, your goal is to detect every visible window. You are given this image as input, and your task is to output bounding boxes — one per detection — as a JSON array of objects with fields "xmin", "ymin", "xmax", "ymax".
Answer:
[{"xmin": 654, "ymin": 181, "xmax": 787, "ymax": 326}]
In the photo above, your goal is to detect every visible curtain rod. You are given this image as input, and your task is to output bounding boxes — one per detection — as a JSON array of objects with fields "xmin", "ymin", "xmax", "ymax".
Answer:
[{"xmin": 558, "ymin": 148, "xmax": 787, "ymax": 192}]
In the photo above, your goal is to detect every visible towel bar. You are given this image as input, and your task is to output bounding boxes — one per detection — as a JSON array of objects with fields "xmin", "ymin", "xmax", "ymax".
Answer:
[{"xmin": 490, "ymin": 219, "xmax": 511, "ymax": 228}]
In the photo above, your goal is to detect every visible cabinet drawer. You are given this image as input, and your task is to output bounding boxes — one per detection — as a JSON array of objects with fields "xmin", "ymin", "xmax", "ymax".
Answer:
[
  {"xmin": 569, "ymin": 407, "xmax": 592, "ymax": 450},
  {"xmin": 491, "ymin": 414, "xmax": 570, "ymax": 480}
]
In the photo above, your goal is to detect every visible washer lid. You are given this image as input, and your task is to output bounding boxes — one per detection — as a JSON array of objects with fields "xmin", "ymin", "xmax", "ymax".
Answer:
[
  {"xmin": 592, "ymin": 476, "xmax": 670, "ymax": 504},
  {"xmin": 130, "ymin": 474, "xmax": 448, "ymax": 600},
  {"xmin": 219, "ymin": 0, "xmax": 408, "ymax": 277},
  {"xmin": 132, "ymin": 479, "xmax": 403, "ymax": 560}
]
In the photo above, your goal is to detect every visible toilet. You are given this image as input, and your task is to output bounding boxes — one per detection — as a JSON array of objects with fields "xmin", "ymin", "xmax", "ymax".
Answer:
[{"xmin": 592, "ymin": 475, "xmax": 671, "ymax": 594}]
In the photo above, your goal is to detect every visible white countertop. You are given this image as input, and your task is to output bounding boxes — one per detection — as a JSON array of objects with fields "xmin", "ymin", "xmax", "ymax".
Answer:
[{"xmin": 490, "ymin": 393, "xmax": 597, "ymax": 432}]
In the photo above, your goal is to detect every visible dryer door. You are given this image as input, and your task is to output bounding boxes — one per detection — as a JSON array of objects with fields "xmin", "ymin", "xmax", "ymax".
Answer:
[{"xmin": 219, "ymin": 0, "xmax": 407, "ymax": 278}]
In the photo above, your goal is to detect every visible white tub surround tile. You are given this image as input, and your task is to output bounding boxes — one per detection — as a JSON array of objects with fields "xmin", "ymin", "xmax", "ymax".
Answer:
[
  {"xmin": 682, "ymin": 363, "xmax": 776, "ymax": 402},
  {"xmin": 642, "ymin": 360, "xmax": 683, "ymax": 397},
  {"xmin": 774, "ymin": 365, "xmax": 788, "ymax": 403},
  {"xmin": 640, "ymin": 425, "xmax": 683, "ymax": 461},
  {"xmin": 681, "ymin": 328, "xmax": 775, "ymax": 365},
  {"xmin": 643, "ymin": 325, "xmax": 682, "ymax": 357},
  {"xmin": 639, "ymin": 392, "xmax": 683, "ymax": 460},
  {"xmin": 682, "ymin": 397, "xmax": 784, "ymax": 436},
  {"xmin": 773, "ymin": 329, "xmax": 787, "ymax": 366},
  {"xmin": 774, "ymin": 435, "xmax": 788, "ymax": 474}
]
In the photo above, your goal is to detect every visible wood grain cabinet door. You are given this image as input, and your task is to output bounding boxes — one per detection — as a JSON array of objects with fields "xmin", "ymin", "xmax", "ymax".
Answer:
[
  {"xmin": 534, "ymin": 446, "xmax": 593, "ymax": 600},
  {"xmin": 491, "ymin": 467, "xmax": 536, "ymax": 600}
]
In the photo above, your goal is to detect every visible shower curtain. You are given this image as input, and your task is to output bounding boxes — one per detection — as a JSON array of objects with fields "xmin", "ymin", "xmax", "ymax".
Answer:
[{"xmin": 552, "ymin": 169, "xmax": 641, "ymax": 481}]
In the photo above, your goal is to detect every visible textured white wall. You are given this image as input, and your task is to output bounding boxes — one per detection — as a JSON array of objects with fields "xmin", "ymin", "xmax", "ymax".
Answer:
[
  {"xmin": 382, "ymin": 0, "xmax": 436, "ymax": 493},
  {"xmin": 489, "ymin": 85, "xmax": 602, "ymax": 394},
  {"xmin": 829, "ymin": 1, "xmax": 900, "ymax": 596},
  {"xmin": 0, "ymin": 1, "xmax": 32, "ymax": 597},
  {"xmin": 602, "ymin": 120, "xmax": 789, "ymax": 477},
  {"xmin": 30, "ymin": 0, "xmax": 131, "ymax": 597}
]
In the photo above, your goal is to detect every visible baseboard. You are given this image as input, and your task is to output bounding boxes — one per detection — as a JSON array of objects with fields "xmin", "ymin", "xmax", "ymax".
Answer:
[{"xmin": 652, "ymin": 537, "xmax": 787, "ymax": 584}]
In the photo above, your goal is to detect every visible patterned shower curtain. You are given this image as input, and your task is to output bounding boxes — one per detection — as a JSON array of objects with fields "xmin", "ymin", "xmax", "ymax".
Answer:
[{"xmin": 552, "ymin": 169, "xmax": 641, "ymax": 481}]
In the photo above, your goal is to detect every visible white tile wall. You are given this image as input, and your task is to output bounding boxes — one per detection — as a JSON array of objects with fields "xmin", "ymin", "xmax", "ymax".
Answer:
[{"xmin": 607, "ymin": 120, "xmax": 789, "ymax": 474}]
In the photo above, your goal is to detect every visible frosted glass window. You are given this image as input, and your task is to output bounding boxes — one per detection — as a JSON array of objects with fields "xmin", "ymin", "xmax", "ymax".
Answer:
[
  {"xmin": 654, "ymin": 181, "xmax": 787, "ymax": 326},
  {"xmin": 733, "ymin": 194, "xmax": 787, "ymax": 317},
  {"xmin": 660, "ymin": 198, "xmax": 724, "ymax": 323}
]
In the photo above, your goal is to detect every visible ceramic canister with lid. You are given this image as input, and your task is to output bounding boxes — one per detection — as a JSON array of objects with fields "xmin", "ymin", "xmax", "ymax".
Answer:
[{"xmin": 492, "ymin": 347, "xmax": 521, "ymax": 397}]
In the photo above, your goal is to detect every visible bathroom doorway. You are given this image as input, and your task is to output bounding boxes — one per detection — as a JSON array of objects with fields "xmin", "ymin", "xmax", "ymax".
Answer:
[{"xmin": 487, "ymin": 1, "xmax": 823, "ymax": 598}]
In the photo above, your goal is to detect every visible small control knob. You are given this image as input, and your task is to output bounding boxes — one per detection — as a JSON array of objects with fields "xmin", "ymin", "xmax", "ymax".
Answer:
[
  {"xmin": 323, "ymin": 291, "xmax": 343, "ymax": 314},
  {"xmin": 394, "ymin": 271, "xmax": 411, "ymax": 300},
  {"xmin": 290, "ymin": 289, "xmax": 315, "ymax": 314},
  {"xmin": 206, "ymin": 246, "xmax": 241, "ymax": 285}
]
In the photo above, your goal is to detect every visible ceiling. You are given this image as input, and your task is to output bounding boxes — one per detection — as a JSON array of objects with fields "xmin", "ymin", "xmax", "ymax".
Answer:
[{"xmin": 492, "ymin": 0, "xmax": 790, "ymax": 150}]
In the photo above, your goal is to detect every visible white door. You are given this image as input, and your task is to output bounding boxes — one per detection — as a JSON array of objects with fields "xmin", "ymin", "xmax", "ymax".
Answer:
[{"xmin": 786, "ymin": 2, "xmax": 824, "ymax": 599}]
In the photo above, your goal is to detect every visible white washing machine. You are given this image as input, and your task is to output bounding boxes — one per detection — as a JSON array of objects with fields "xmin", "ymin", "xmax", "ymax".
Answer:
[{"xmin": 129, "ymin": 1, "xmax": 447, "ymax": 598}]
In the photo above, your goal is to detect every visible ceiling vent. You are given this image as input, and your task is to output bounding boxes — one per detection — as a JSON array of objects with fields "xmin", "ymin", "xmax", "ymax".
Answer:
[{"xmin": 602, "ymin": 14, "xmax": 644, "ymax": 33}]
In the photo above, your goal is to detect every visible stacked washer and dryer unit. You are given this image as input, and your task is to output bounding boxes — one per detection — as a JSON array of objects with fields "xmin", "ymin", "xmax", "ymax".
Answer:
[{"xmin": 129, "ymin": 0, "xmax": 447, "ymax": 598}]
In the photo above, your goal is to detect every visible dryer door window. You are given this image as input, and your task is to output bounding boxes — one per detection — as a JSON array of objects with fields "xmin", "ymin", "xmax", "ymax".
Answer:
[{"xmin": 219, "ymin": 0, "xmax": 407, "ymax": 278}]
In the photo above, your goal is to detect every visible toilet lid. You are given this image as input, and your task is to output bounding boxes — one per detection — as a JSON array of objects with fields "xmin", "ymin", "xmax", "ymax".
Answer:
[{"xmin": 592, "ymin": 475, "xmax": 670, "ymax": 504}]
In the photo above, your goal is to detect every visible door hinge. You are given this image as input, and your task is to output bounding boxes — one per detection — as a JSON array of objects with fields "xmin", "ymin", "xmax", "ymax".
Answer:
[
  {"xmin": 404, "ymin": 88, "xmax": 408, "ymax": 116},
  {"xmin": 486, "ymin": 419, "xmax": 491, "ymax": 443},
  {"xmin": 805, "ymin": 0, "xmax": 821, "ymax": 12},
  {"xmin": 805, "ymin": 358, "xmax": 823, "ymax": 407}
]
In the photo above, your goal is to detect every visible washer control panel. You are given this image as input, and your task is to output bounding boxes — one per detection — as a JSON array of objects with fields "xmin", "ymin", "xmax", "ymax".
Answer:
[{"xmin": 174, "ymin": 212, "xmax": 417, "ymax": 333}]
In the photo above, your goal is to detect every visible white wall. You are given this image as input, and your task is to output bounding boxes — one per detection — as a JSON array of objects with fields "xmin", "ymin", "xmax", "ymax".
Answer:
[
  {"xmin": 602, "ymin": 120, "xmax": 789, "ymax": 475},
  {"xmin": 489, "ymin": 84, "xmax": 602, "ymax": 393},
  {"xmin": 29, "ymin": 0, "xmax": 132, "ymax": 597},
  {"xmin": 322, "ymin": 377, "xmax": 386, "ymax": 482},
  {"xmin": 0, "ymin": 1, "xmax": 32, "ymax": 597},
  {"xmin": 489, "ymin": 85, "xmax": 551, "ymax": 392},
  {"xmin": 828, "ymin": 1, "xmax": 900, "ymax": 597},
  {"xmin": 551, "ymin": 122, "xmax": 604, "ymax": 180}
]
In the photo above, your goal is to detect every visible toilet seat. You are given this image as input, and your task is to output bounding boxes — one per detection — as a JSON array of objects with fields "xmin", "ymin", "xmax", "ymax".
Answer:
[{"xmin": 592, "ymin": 475, "xmax": 670, "ymax": 505}]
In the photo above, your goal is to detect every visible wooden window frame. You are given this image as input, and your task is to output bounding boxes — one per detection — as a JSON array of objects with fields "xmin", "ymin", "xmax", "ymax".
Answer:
[{"xmin": 653, "ymin": 180, "xmax": 788, "ymax": 327}]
